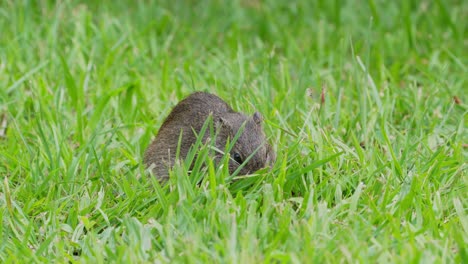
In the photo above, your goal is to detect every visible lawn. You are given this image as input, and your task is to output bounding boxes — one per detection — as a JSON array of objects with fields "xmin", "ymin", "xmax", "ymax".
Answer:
[{"xmin": 0, "ymin": 0, "xmax": 467, "ymax": 262}]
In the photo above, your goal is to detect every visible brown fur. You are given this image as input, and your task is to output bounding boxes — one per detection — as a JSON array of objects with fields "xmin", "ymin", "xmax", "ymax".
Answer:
[{"xmin": 144, "ymin": 92, "xmax": 275, "ymax": 181}]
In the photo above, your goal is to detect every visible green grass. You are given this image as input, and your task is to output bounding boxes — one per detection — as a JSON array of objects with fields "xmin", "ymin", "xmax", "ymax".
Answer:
[{"xmin": 0, "ymin": 0, "xmax": 467, "ymax": 262}]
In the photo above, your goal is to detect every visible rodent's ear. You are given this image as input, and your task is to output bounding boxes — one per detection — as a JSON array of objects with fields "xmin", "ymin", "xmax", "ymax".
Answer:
[{"xmin": 252, "ymin": 112, "xmax": 263, "ymax": 125}]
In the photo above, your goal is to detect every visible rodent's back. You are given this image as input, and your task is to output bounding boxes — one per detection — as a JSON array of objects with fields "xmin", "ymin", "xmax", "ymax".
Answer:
[{"xmin": 161, "ymin": 92, "xmax": 234, "ymax": 129}]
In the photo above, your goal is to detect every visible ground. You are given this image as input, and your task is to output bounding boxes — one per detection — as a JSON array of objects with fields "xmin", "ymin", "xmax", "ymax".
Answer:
[{"xmin": 0, "ymin": 0, "xmax": 467, "ymax": 263}]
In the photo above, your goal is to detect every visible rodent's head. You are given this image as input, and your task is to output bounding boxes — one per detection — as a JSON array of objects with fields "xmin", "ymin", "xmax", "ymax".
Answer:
[{"xmin": 215, "ymin": 112, "xmax": 275, "ymax": 175}]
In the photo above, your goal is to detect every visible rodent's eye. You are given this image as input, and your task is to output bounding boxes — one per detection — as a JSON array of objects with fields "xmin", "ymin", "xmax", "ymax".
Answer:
[{"xmin": 233, "ymin": 152, "xmax": 243, "ymax": 164}]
